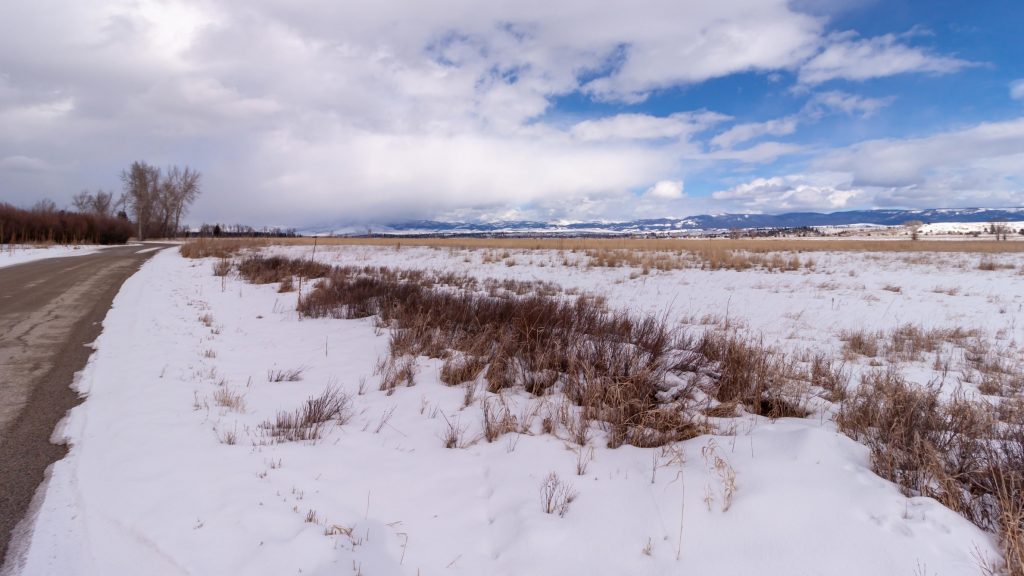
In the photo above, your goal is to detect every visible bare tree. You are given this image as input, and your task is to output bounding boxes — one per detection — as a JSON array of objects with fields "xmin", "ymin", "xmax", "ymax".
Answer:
[
  {"xmin": 121, "ymin": 161, "xmax": 161, "ymax": 240},
  {"xmin": 31, "ymin": 198, "xmax": 57, "ymax": 213},
  {"xmin": 71, "ymin": 189, "xmax": 115, "ymax": 216},
  {"xmin": 119, "ymin": 162, "xmax": 202, "ymax": 239},
  {"xmin": 172, "ymin": 166, "xmax": 201, "ymax": 236},
  {"xmin": 71, "ymin": 190, "xmax": 94, "ymax": 213},
  {"xmin": 160, "ymin": 165, "xmax": 202, "ymax": 237},
  {"xmin": 903, "ymin": 220, "xmax": 924, "ymax": 241},
  {"xmin": 92, "ymin": 190, "xmax": 114, "ymax": 217}
]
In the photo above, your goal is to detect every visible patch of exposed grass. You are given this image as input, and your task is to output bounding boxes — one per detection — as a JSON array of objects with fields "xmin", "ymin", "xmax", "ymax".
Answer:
[{"xmin": 260, "ymin": 387, "xmax": 352, "ymax": 443}]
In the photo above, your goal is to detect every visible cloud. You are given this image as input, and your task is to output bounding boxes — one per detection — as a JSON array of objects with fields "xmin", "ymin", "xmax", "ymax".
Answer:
[
  {"xmin": 0, "ymin": 155, "xmax": 63, "ymax": 172},
  {"xmin": 705, "ymin": 141, "xmax": 804, "ymax": 164},
  {"xmin": 712, "ymin": 172, "xmax": 863, "ymax": 212},
  {"xmin": 710, "ymin": 117, "xmax": 798, "ymax": 149},
  {"xmin": 818, "ymin": 117, "xmax": 1024, "ymax": 188},
  {"xmin": 0, "ymin": 0, "xmax": 991, "ymax": 222},
  {"xmin": 1011, "ymin": 79, "xmax": 1024, "ymax": 101},
  {"xmin": 799, "ymin": 32, "xmax": 974, "ymax": 85},
  {"xmin": 803, "ymin": 90, "xmax": 892, "ymax": 118},
  {"xmin": 644, "ymin": 179, "xmax": 685, "ymax": 199},
  {"xmin": 215, "ymin": 126, "xmax": 681, "ymax": 225},
  {"xmin": 710, "ymin": 111, "xmax": 1024, "ymax": 212},
  {"xmin": 571, "ymin": 112, "xmax": 727, "ymax": 142},
  {"xmin": 0, "ymin": 0, "xmax": 830, "ymax": 221}
]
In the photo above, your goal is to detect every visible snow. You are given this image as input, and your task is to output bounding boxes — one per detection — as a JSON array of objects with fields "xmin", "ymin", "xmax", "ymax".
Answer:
[
  {"xmin": 0, "ymin": 244, "xmax": 110, "ymax": 269},
  {"xmin": 15, "ymin": 245, "xmax": 1016, "ymax": 575},
  {"xmin": 919, "ymin": 221, "xmax": 1024, "ymax": 235}
]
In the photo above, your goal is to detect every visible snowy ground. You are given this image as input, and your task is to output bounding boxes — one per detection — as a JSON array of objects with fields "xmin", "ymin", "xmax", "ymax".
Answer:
[
  {"xmin": 15, "ymin": 244, "xmax": 1023, "ymax": 576},
  {"xmin": 0, "ymin": 244, "xmax": 111, "ymax": 269}
]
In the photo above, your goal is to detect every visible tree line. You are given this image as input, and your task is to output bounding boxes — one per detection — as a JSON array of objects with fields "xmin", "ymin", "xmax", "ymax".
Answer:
[
  {"xmin": 1, "ymin": 160, "xmax": 203, "ymax": 244},
  {"xmin": 0, "ymin": 201, "xmax": 134, "ymax": 245}
]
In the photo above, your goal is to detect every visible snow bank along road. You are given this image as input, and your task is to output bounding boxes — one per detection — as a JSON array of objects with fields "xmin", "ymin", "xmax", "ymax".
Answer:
[{"xmin": 0, "ymin": 245, "xmax": 169, "ymax": 565}]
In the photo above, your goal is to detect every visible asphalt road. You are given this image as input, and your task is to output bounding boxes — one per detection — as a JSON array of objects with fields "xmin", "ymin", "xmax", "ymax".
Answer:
[{"xmin": 0, "ymin": 244, "xmax": 169, "ymax": 567}]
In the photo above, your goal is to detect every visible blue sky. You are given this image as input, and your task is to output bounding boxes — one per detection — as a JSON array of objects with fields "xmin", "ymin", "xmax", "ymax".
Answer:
[{"xmin": 1, "ymin": 0, "xmax": 1022, "ymax": 225}]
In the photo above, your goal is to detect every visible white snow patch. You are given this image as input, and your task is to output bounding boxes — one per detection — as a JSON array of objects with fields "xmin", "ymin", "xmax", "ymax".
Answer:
[{"xmin": 0, "ymin": 244, "xmax": 111, "ymax": 269}]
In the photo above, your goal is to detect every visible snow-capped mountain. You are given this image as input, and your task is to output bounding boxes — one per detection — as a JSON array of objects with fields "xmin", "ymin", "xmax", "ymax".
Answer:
[{"xmin": 303, "ymin": 207, "xmax": 1024, "ymax": 236}]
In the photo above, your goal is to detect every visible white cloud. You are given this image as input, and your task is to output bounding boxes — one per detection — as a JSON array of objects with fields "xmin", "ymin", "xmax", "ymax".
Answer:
[
  {"xmin": 645, "ymin": 179, "xmax": 685, "ymax": 199},
  {"xmin": 0, "ymin": 155, "xmax": 62, "ymax": 172},
  {"xmin": 710, "ymin": 117, "xmax": 798, "ymax": 149},
  {"xmin": 0, "ymin": 0, "xmax": 990, "ymax": 222},
  {"xmin": 799, "ymin": 32, "xmax": 973, "ymax": 85},
  {"xmin": 818, "ymin": 117, "xmax": 1024, "ymax": 188},
  {"xmin": 0, "ymin": 0, "xmax": 830, "ymax": 220},
  {"xmin": 705, "ymin": 141, "xmax": 804, "ymax": 164},
  {"xmin": 803, "ymin": 90, "xmax": 892, "ymax": 117},
  {"xmin": 681, "ymin": 114, "xmax": 1024, "ymax": 214},
  {"xmin": 1011, "ymin": 79, "xmax": 1024, "ymax": 101},
  {"xmin": 571, "ymin": 112, "xmax": 727, "ymax": 142},
  {"xmin": 712, "ymin": 172, "xmax": 863, "ymax": 212},
  {"xmin": 213, "ymin": 126, "xmax": 681, "ymax": 225}
]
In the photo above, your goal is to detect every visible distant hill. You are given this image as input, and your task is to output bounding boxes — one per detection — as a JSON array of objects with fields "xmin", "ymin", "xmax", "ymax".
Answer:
[{"xmin": 303, "ymin": 207, "xmax": 1024, "ymax": 236}]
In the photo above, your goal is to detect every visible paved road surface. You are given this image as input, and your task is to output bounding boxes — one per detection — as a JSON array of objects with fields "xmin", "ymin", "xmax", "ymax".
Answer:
[{"xmin": 0, "ymin": 244, "xmax": 169, "ymax": 567}]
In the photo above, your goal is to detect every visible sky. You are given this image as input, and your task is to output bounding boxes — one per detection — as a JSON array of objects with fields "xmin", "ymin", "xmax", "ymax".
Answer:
[{"xmin": 0, "ymin": 0, "xmax": 1022, "ymax": 227}]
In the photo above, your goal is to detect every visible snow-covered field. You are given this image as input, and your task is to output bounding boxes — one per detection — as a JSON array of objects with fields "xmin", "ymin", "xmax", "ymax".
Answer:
[
  {"xmin": 14, "ymin": 244, "xmax": 1024, "ymax": 575},
  {"xmin": 919, "ymin": 221, "xmax": 1024, "ymax": 236},
  {"xmin": 0, "ymin": 244, "xmax": 109, "ymax": 269}
]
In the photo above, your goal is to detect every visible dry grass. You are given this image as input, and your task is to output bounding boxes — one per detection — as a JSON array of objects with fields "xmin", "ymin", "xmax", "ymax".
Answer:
[
  {"xmin": 228, "ymin": 254, "xmax": 837, "ymax": 449},
  {"xmin": 267, "ymin": 366, "xmax": 306, "ymax": 382},
  {"xmin": 238, "ymin": 255, "xmax": 332, "ymax": 284},
  {"xmin": 539, "ymin": 472, "xmax": 577, "ymax": 517},
  {"xmin": 481, "ymin": 397, "xmax": 520, "ymax": 443},
  {"xmin": 292, "ymin": 258, "xmax": 703, "ymax": 447},
  {"xmin": 979, "ymin": 258, "xmax": 1017, "ymax": 271},
  {"xmin": 260, "ymin": 387, "xmax": 352, "ymax": 443},
  {"xmin": 180, "ymin": 237, "xmax": 267, "ymax": 259},
  {"xmin": 375, "ymin": 355, "xmax": 416, "ymax": 393},
  {"xmin": 694, "ymin": 331, "xmax": 812, "ymax": 419},
  {"xmin": 213, "ymin": 387, "xmax": 246, "ymax": 412},
  {"xmin": 839, "ymin": 324, "xmax": 978, "ymax": 363},
  {"xmin": 837, "ymin": 369, "xmax": 1023, "ymax": 575}
]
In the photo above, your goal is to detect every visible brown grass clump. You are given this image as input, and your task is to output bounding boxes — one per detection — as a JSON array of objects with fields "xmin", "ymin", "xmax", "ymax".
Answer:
[
  {"xmin": 375, "ymin": 355, "xmax": 416, "ymax": 394},
  {"xmin": 837, "ymin": 369, "xmax": 1023, "ymax": 575},
  {"xmin": 237, "ymin": 255, "xmax": 331, "ymax": 284},
  {"xmin": 440, "ymin": 353, "xmax": 487, "ymax": 385},
  {"xmin": 260, "ymin": 387, "xmax": 352, "ymax": 443},
  {"xmin": 481, "ymin": 397, "xmax": 520, "ymax": 442},
  {"xmin": 979, "ymin": 258, "xmax": 1016, "ymax": 271},
  {"xmin": 267, "ymin": 366, "xmax": 306, "ymax": 382},
  {"xmin": 694, "ymin": 331, "xmax": 810, "ymax": 419},
  {"xmin": 213, "ymin": 387, "xmax": 246, "ymax": 412},
  {"xmin": 840, "ymin": 324, "xmax": 978, "ymax": 363},
  {"xmin": 539, "ymin": 472, "xmax": 577, "ymax": 517}
]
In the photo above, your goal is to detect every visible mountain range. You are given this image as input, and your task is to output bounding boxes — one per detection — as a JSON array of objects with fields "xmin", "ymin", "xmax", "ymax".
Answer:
[{"xmin": 304, "ymin": 207, "xmax": 1024, "ymax": 236}]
